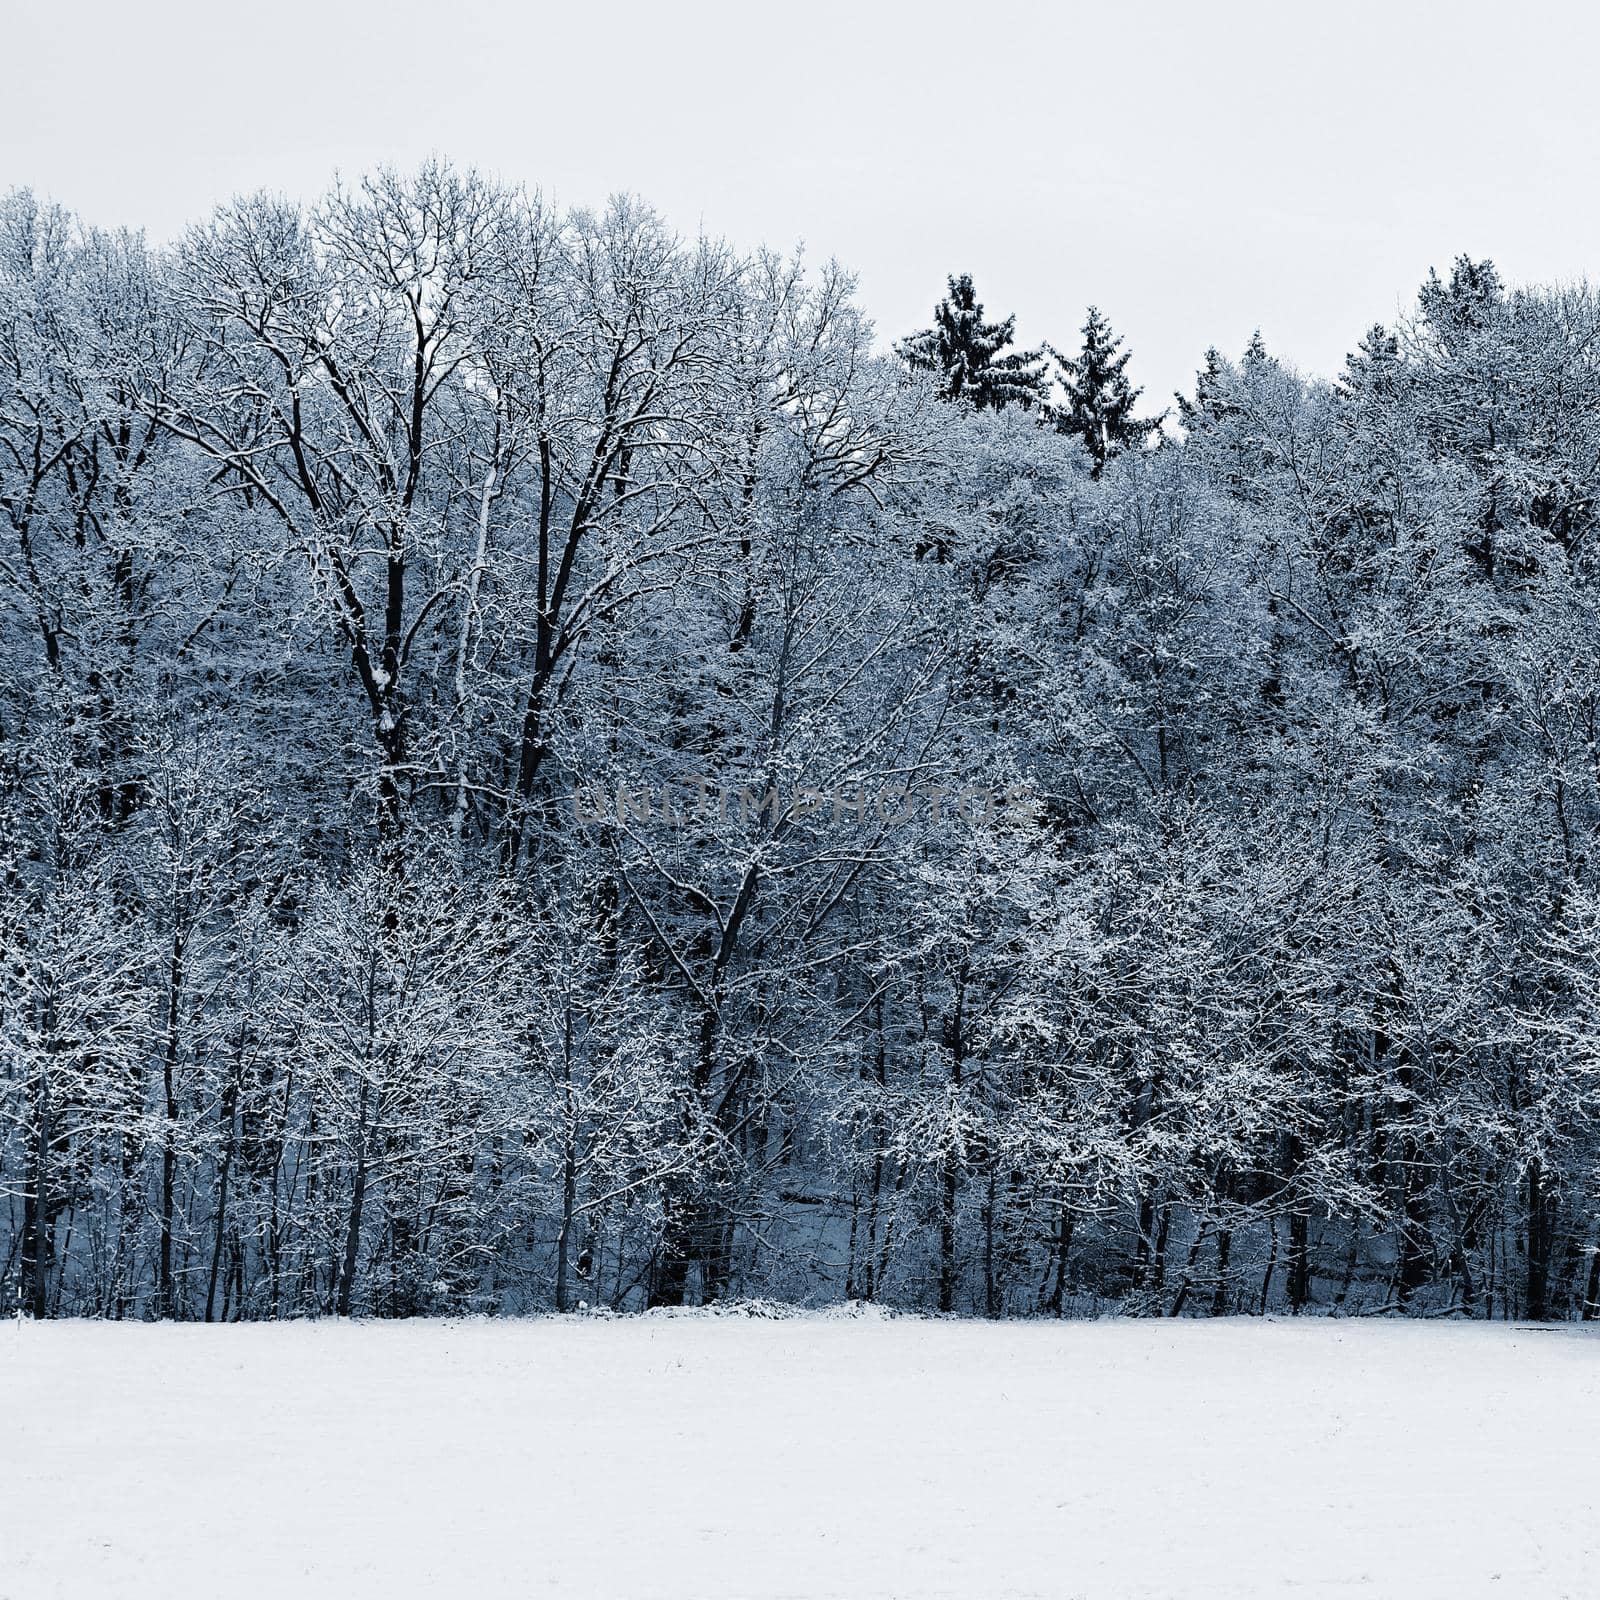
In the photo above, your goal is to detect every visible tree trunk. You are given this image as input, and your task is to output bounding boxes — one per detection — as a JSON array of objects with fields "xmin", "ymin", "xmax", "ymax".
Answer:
[
  {"xmin": 555, "ymin": 1126, "xmax": 578, "ymax": 1313},
  {"xmin": 1525, "ymin": 1159, "xmax": 1556, "ymax": 1322},
  {"xmin": 205, "ymin": 1056, "xmax": 243, "ymax": 1324},
  {"xmin": 1210, "ymin": 1227, "xmax": 1233, "ymax": 1317},
  {"xmin": 1288, "ymin": 1210, "xmax": 1310, "ymax": 1312},
  {"xmin": 159, "ymin": 927, "xmax": 186, "ymax": 1318},
  {"xmin": 939, "ymin": 990, "xmax": 966, "ymax": 1315},
  {"xmin": 336, "ymin": 1156, "xmax": 368, "ymax": 1318},
  {"xmin": 336, "ymin": 1082, "xmax": 372, "ymax": 1318},
  {"xmin": 1046, "ymin": 1205, "xmax": 1076, "ymax": 1316},
  {"xmin": 983, "ymin": 1164, "xmax": 999, "ymax": 1318},
  {"xmin": 22, "ymin": 1062, "xmax": 52, "ymax": 1319},
  {"xmin": 938, "ymin": 1155, "xmax": 958, "ymax": 1313}
]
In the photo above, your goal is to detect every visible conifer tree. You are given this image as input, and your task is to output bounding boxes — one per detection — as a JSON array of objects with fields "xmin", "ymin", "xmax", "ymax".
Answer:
[
  {"xmin": 1049, "ymin": 305, "xmax": 1162, "ymax": 476},
  {"xmin": 1175, "ymin": 345, "xmax": 1232, "ymax": 431},
  {"xmin": 897, "ymin": 273, "xmax": 1047, "ymax": 411},
  {"xmin": 1419, "ymin": 255, "xmax": 1504, "ymax": 347}
]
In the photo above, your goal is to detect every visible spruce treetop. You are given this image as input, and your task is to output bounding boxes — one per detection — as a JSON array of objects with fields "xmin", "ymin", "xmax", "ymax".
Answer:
[
  {"xmin": 1048, "ymin": 304, "xmax": 1163, "ymax": 476},
  {"xmin": 897, "ymin": 273, "xmax": 1048, "ymax": 411}
]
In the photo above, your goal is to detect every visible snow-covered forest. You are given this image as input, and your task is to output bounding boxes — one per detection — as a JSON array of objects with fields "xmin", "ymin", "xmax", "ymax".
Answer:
[{"xmin": 4, "ymin": 164, "xmax": 1600, "ymax": 1322}]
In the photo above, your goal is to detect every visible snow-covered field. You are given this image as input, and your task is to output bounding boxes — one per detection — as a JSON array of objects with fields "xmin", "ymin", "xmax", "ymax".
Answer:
[{"xmin": 3, "ymin": 1315, "xmax": 1596, "ymax": 1600}]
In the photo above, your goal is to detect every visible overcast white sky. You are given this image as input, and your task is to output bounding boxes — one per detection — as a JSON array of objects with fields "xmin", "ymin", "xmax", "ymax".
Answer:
[{"xmin": 4, "ymin": 0, "xmax": 1598, "ymax": 405}]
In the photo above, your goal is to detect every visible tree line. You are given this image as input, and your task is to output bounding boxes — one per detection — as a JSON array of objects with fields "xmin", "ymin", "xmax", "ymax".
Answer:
[{"xmin": 3, "ymin": 166, "xmax": 1599, "ymax": 1319}]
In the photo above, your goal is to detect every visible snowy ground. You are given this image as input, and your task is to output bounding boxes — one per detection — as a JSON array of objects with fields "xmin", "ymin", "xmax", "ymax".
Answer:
[{"xmin": 3, "ymin": 1314, "xmax": 1596, "ymax": 1600}]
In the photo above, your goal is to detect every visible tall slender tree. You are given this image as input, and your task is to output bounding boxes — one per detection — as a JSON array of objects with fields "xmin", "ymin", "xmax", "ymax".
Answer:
[{"xmin": 1049, "ymin": 305, "xmax": 1162, "ymax": 476}]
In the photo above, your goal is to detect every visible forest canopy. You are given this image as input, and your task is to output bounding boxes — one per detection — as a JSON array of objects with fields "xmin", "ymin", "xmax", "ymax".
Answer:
[{"xmin": 3, "ymin": 166, "xmax": 1599, "ymax": 1322}]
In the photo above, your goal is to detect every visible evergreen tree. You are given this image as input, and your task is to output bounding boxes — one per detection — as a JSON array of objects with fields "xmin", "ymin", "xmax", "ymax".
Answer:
[
  {"xmin": 897, "ymin": 273, "xmax": 1048, "ymax": 411},
  {"xmin": 1049, "ymin": 305, "xmax": 1162, "ymax": 476},
  {"xmin": 1240, "ymin": 329, "xmax": 1273, "ymax": 372},
  {"xmin": 1175, "ymin": 345, "xmax": 1232, "ymax": 431},
  {"xmin": 1335, "ymin": 324, "xmax": 1403, "ymax": 409},
  {"xmin": 1418, "ymin": 255, "xmax": 1504, "ymax": 348}
]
